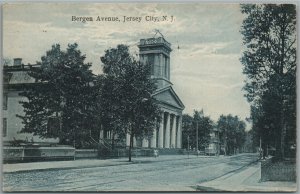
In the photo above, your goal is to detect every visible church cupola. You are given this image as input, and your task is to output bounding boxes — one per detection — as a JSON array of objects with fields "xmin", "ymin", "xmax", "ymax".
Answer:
[{"xmin": 138, "ymin": 36, "xmax": 172, "ymax": 89}]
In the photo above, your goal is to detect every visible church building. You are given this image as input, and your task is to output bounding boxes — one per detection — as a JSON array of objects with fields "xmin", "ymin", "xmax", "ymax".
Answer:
[{"xmin": 124, "ymin": 36, "xmax": 185, "ymax": 149}]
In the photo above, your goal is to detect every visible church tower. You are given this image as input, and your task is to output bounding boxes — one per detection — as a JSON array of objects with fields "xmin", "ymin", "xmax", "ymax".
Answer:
[{"xmin": 138, "ymin": 36, "xmax": 172, "ymax": 89}]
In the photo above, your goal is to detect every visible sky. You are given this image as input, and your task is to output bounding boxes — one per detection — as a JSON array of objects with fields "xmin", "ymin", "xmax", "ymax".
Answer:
[{"xmin": 3, "ymin": 3, "xmax": 250, "ymax": 128}]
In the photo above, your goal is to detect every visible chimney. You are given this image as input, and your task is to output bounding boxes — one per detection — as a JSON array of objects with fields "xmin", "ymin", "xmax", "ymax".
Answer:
[{"xmin": 13, "ymin": 58, "xmax": 22, "ymax": 66}]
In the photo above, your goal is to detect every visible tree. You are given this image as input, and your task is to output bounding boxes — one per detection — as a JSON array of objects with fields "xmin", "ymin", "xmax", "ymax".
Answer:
[
  {"xmin": 181, "ymin": 114, "xmax": 193, "ymax": 149},
  {"xmin": 217, "ymin": 115, "xmax": 246, "ymax": 155},
  {"xmin": 18, "ymin": 43, "xmax": 96, "ymax": 148},
  {"xmin": 100, "ymin": 45, "xmax": 161, "ymax": 162},
  {"xmin": 194, "ymin": 110, "xmax": 213, "ymax": 150},
  {"xmin": 95, "ymin": 74, "xmax": 124, "ymax": 149},
  {"xmin": 240, "ymin": 4, "xmax": 296, "ymax": 158},
  {"xmin": 182, "ymin": 110, "xmax": 212, "ymax": 151}
]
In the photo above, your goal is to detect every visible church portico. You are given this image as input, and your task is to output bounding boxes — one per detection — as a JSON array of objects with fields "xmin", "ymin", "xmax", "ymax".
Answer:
[{"xmin": 124, "ymin": 109, "xmax": 183, "ymax": 149}]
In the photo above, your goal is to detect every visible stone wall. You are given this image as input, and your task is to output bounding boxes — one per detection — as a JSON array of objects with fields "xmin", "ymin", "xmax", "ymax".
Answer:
[
  {"xmin": 75, "ymin": 149, "xmax": 98, "ymax": 159},
  {"xmin": 3, "ymin": 146, "xmax": 75, "ymax": 163},
  {"xmin": 98, "ymin": 148, "xmax": 161, "ymax": 159}
]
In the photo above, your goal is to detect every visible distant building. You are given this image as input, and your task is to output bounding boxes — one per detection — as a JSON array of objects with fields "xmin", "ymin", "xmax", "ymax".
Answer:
[{"xmin": 205, "ymin": 128, "xmax": 220, "ymax": 155}]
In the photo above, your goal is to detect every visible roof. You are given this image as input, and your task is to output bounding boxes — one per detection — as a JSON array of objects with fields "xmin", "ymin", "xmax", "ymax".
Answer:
[
  {"xmin": 7, "ymin": 71, "xmax": 36, "ymax": 84},
  {"xmin": 152, "ymin": 86, "xmax": 185, "ymax": 110},
  {"xmin": 4, "ymin": 65, "xmax": 38, "ymax": 85}
]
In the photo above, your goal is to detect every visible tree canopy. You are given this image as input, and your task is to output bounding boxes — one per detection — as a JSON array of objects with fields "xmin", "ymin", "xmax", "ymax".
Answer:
[
  {"xmin": 182, "ymin": 110, "xmax": 213, "ymax": 150},
  {"xmin": 217, "ymin": 114, "xmax": 246, "ymax": 155},
  {"xmin": 240, "ymin": 4, "xmax": 296, "ymax": 158},
  {"xmin": 99, "ymin": 45, "xmax": 161, "ymax": 161},
  {"xmin": 18, "ymin": 43, "xmax": 96, "ymax": 148}
]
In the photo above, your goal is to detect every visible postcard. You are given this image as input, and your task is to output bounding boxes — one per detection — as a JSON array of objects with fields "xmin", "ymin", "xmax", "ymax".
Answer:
[{"xmin": 1, "ymin": 2, "xmax": 297, "ymax": 192}]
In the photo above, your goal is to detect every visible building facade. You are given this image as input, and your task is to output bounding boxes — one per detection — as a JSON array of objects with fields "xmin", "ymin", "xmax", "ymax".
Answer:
[{"xmin": 3, "ymin": 59, "xmax": 58, "ymax": 145}]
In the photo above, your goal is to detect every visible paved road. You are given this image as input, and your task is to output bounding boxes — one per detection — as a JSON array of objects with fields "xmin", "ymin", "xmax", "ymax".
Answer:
[{"xmin": 3, "ymin": 153, "xmax": 258, "ymax": 192}]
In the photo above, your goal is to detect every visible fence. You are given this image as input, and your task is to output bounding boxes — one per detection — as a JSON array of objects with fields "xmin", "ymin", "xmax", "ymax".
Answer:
[{"xmin": 261, "ymin": 157, "xmax": 296, "ymax": 182}]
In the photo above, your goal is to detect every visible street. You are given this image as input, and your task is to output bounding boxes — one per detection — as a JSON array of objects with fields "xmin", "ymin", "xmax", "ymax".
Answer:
[{"xmin": 3, "ymin": 153, "xmax": 258, "ymax": 192}]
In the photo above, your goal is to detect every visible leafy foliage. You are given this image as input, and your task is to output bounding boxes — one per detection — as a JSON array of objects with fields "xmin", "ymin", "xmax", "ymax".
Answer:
[
  {"xmin": 182, "ymin": 110, "xmax": 213, "ymax": 150},
  {"xmin": 99, "ymin": 45, "xmax": 161, "ymax": 161},
  {"xmin": 240, "ymin": 4, "xmax": 296, "ymax": 158},
  {"xmin": 217, "ymin": 115, "xmax": 246, "ymax": 155},
  {"xmin": 18, "ymin": 44, "xmax": 96, "ymax": 148}
]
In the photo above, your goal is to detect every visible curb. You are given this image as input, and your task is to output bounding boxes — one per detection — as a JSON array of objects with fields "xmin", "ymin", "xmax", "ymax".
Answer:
[
  {"xmin": 3, "ymin": 155, "xmax": 209, "ymax": 174},
  {"xmin": 3, "ymin": 161, "xmax": 132, "ymax": 174},
  {"xmin": 3, "ymin": 154, "xmax": 257, "ymax": 174}
]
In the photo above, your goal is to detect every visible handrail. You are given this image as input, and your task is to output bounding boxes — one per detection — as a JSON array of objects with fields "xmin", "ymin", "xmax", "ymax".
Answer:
[
  {"xmin": 89, "ymin": 135, "xmax": 112, "ymax": 150},
  {"xmin": 99, "ymin": 138, "xmax": 112, "ymax": 150}
]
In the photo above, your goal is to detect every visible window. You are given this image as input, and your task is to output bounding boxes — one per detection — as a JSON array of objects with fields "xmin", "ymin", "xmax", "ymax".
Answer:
[
  {"xmin": 3, "ymin": 118, "xmax": 7, "ymax": 137},
  {"xmin": 147, "ymin": 54, "xmax": 155, "ymax": 75},
  {"xmin": 47, "ymin": 117, "xmax": 60, "ymax": 136},
  {"xmin": 165, "ymin": 57, "xmax": 168, "ymax": 78},
  {"xmin": 3, "ymin": 94, "xmax": 8, "ymax": 110}
]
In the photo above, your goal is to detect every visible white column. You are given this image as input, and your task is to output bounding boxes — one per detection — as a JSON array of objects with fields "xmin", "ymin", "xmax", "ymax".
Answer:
[
  {"xmin": 99, "ymin": 129, "xmax": 104, "ymax": 143},
  {"xmin": 165, "ymin": 112, "xmax": 170, "ymax": 148},
  {"xmin": 171, "ymin": 114, "xmax": 176, "ymax": 148},
  {"xmin": 176, "ymin": 116, "xmax": 182, "ymax": 148},
  {"xmin": 126, "ymin": 133, "xmax": 130, "ymax": 147},
  {"xmin": 158, "ymin": 112, "xmax": 164, "ymax": 148},
  {"xmin": 142, "ymin": 138, "xmax": 149, "ymax": 148},
  {"xmin": 151, "ymin": 127, "xmax": 157, "ymax": 148},
  {"xmin": 99, "ymin": 130, "xmax": 103, "ymax": 138}
]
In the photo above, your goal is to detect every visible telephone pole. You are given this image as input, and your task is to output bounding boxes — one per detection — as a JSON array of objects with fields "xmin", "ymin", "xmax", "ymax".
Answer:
[
  {"xmin": 187, "ymin": 135, "xmax": 190, "ymax": 158},
  {"xmin": 196, "ymin": 122, "xmax": 199, "ymax": 152}
]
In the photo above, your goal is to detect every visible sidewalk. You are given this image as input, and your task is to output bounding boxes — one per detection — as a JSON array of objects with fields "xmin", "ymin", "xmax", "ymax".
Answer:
[
  {"xmin": 3, "ymin": 154, "xmax": 209, "ymax": 174},
  {"xmin": 197, "ymin": 162, "xmax": 297, "ymax": 192}
]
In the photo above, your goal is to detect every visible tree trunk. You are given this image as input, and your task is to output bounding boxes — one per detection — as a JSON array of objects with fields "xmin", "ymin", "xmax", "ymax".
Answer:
[
  {"xmin": 224, "ymin": 136, "xmax": 227, "ymax": 156},
  {"xmin": 278, "ymin": 16, "xmax": 286, "ymax": 159},
  {"xmin": 280, "ymin": 122, "xmax": 286, "ymax": 158},
  {"xmin": 129, "ymin": 133, "xmax": 133, "ymax": 162},
  {"xmin": 276, "ymin": 101, "xmax": 285, "ymax": 159}
]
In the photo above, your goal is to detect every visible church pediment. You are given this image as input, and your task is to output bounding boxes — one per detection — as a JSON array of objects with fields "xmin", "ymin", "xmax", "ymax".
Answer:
[{"xmin": 153, "ymin": 86, "xmax": 185, "ymax": 110}]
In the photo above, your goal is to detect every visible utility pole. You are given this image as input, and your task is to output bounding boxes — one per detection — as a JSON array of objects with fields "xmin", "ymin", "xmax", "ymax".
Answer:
[
  {"xmin": 259, "ymin": 136, "xmax": 262, "ymax": 159},
  {"xmin": 260, "ymin": 136, "xmax": 262, "ymax": 149},
  {"xmin": 187, "ymin": 135, "xmax": 190, "ymax": 159},
  {"xmin": 196, "ymin": 121, "xmax": 199, "ymax": 156}
]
